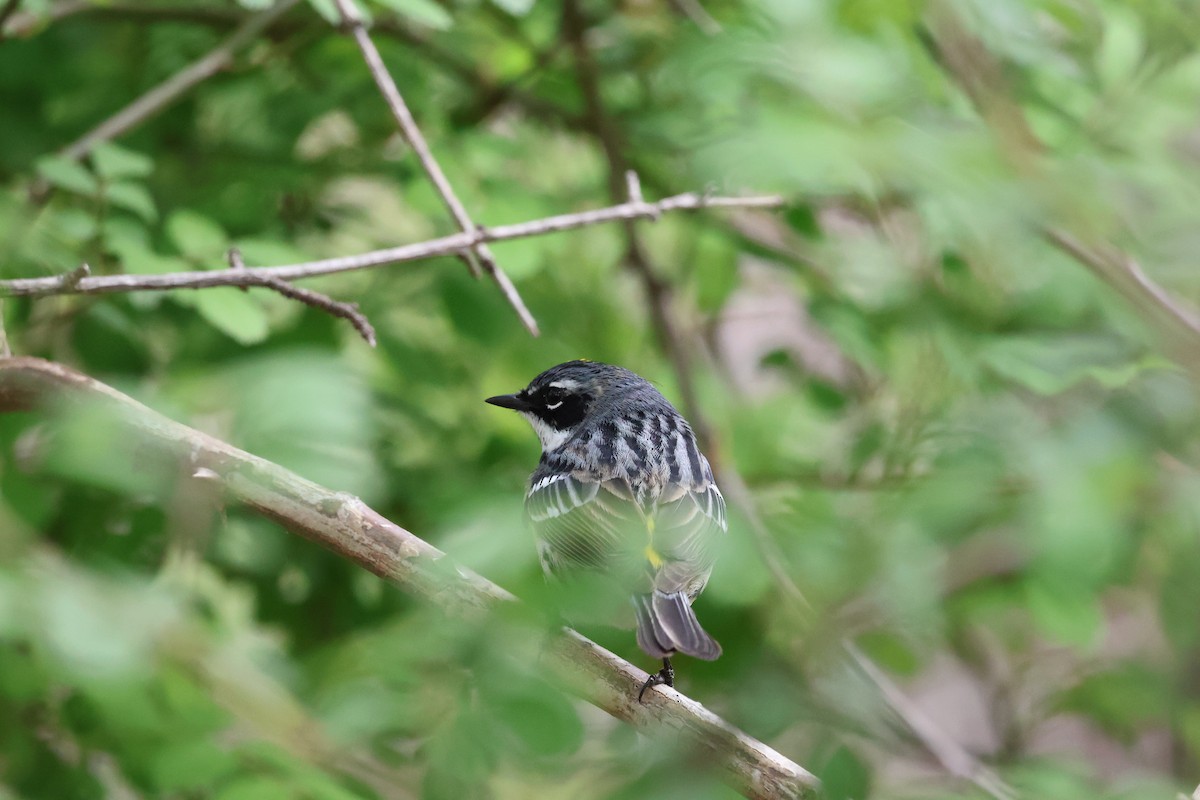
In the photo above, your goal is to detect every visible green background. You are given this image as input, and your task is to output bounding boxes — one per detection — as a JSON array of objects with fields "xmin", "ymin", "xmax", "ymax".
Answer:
[{"xmin": 2, "ymin": 0, "xmax": 1200, "ymax": 797}]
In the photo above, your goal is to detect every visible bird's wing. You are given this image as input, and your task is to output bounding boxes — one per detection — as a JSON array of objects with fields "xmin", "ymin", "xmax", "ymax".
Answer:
[
  {"xmin": 525, "ymin": 471, "xmax": 640, "ymax": 578},
  {"xmin": 647, "ymin": 479, "xmax": 726, "ymax": 595}
]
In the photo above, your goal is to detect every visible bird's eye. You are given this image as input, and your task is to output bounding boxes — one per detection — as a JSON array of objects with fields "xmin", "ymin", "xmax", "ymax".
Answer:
[{"xmin": 542, "ymin": 388, "xmax": 566, "ymax": 408}]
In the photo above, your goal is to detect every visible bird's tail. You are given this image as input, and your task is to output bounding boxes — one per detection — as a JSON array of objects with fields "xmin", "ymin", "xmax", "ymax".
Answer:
[{"xmin": 634, "ymin": 591, "xmax": 721, "ymax": 660}]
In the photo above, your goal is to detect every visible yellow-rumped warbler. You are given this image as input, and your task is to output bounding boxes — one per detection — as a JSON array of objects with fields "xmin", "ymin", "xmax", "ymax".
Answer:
[{"xmin": 486, "ymin": 360, "xmax": 724, "ymax": 701}]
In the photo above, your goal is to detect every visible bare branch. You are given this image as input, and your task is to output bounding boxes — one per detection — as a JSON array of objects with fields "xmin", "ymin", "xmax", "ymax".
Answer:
[
  {"xmin": 57, "ymin": 263, "xmax": 91, "ymax": 290},
  {"xmin": 327, "ymin": 0, "xmax": 540, "ymax": 337},
  {"xmin": 227, "ymin": 249, "xmax": 376, "ymax": 346},
  {"xmin": 0, "ymin": 356, "xmax": 820, "ymax": 800},
  {"xmin": 1044, "ymin": 229, "xmax": 1200, "ymax": 348},
  {"xmin": 0, "ymin": 0, "xmax": 23, "ymax": 36},
  {"xmin": 667, "ymin": 0, "xmax": 722, "ymax": 35},
  {"xmin": 0, "ymin": 189, "xmax": 784, "ymax": 298},
  {"xmin": 924, "ymin": 2, "xmax": 1200, "ymax": 372},
  {"xmin": 2, "ymin": 0, "xmax": 84, "ymax": 38},
  {"xmin": 0, "ymin": 301, "xmax": 10, "ymax": 358},
  {"xmin": 50, "ymin": 0, "xmax": 299, "ymax": 166}
]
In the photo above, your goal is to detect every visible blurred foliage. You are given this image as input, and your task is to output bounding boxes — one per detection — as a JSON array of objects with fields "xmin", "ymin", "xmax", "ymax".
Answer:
[{"xmin": 3, "ymin": 0, "xmax": 1200, "ymax": 797}]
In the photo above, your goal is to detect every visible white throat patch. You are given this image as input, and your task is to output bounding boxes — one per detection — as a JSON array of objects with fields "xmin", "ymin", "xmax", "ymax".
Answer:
[{"xmin": 522, "ymin": 412, "xmax": 573, "ymax": 452}]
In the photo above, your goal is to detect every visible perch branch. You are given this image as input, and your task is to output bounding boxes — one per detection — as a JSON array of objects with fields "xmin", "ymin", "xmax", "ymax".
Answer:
[
  {"xmin": 51, "ymin": 0, "xmax": 299, "ymax": 165},
  {"xmin": 0, "ymin": 356, "xmax": 819, "ymax": 800},
  {"xmin": 0, "ymin": 190, "xmax": 784, "ymax": 298},
  {"xmin": 327, "ymin": 0, "xmax": 539, "ymax": 337}
]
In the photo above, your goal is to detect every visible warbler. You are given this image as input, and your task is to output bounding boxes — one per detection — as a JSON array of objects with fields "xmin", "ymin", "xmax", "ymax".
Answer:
[{"xmin": 486, "ymin": 360, "xmax": 724, "ymax": 701}]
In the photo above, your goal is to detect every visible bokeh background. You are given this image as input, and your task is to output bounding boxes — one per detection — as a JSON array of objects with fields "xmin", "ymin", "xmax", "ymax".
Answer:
[{"xmin": 3, "ymin": 0, "xmax": 1200, "ymax": 798}]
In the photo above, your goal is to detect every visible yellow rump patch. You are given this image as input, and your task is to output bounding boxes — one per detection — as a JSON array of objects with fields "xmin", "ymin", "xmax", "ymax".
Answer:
[{"xmin": 644, "ymin": 517, "xmax": 661, "ymax": 567}]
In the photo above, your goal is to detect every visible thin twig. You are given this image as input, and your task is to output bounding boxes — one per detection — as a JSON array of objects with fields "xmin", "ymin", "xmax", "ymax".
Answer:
[
  {"xmin": 57, "ymin": 263, "xmax": 91, "ymax": 290},
  {"xmin": 0, "ymin": 300, "xmax": 10, "ymax": 358},
  {"xmin": 228, "ymin": 248, "xmax": 375, "ymax": 346},
  {"xmin": 0, "ymin": 190, "xmax": 784, "ymax": 298},
  {"xmin": 0, "ymin": 356, "xmax": 821, "ymax": 800},
  {"xmin": 667, "ymin": 0, "xmax": 722, "ymax": 35},
  {"xmin": 924, "ymin": 2, "xmax": 1200, "ymax": 372},
  {"xmin": 1044, "ymin": 229, "xmax": 1200, "ymax": 346},
  {"xmin": 50, "ymin": 0, "xmax": 299, "ymax": 166},
  {"xmin": 0, "ymin": 0, "xmax": 23, "ymax": 35},
  {"xmin": 327, "ymin": 0, "xmax": 541, "ymax": 337},
  {"xmin": 3, "ymin": 0, "xmax": 85, "ymax": 37}
]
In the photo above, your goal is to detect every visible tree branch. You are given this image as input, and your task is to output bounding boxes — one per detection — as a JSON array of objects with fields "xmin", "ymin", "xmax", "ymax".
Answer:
[
  {"xmin": 0, "ymin": 356, "xmax": 820, "ymax": 800},
  {"xmin": 0, "ymin": 189, "xmax": 784, "ymax": 298},
  {"xmin": 925, "ymin": 3, "xmax": 1200, "ymax": 369},
  {"xmin": 1043, "ymin": 229, "xmax": 1200, "ymax": 350},
  {"xmin": 327, "ymin": 0, "xmax": 539, "ymax": 337},
  {"xmin": 0, "ymin": 0, "xmax": 23, "ymax": 36},
  {"xmin": 226, "ymin": 248, "xmax": 376, "ymax": 346},
  {"xmin": 49, "ymin": 0, "xmax": 300, "ymax": 166}
]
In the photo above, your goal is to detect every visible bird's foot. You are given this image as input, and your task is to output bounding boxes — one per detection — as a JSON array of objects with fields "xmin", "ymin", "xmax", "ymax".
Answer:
[{"xmin": 637, "ymin": 658, "xmax": 674, "ymax": 703}]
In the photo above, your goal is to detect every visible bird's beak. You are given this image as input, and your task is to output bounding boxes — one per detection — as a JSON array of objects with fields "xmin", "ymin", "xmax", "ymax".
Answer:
[{"xmin": 485, "ymin": 393, "xmax": 530, "ymax": 412}]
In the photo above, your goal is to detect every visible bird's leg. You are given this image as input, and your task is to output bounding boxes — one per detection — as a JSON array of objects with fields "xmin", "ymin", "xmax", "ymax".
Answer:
[{"xmin": 637, "ymin": 657, "xmax": 675, "ymax": 702}]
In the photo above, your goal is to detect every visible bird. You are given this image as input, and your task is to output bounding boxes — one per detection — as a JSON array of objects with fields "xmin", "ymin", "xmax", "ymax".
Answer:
[{"xmin": 486, "ymin": 360, "xmax": 725, "ymax": 701}]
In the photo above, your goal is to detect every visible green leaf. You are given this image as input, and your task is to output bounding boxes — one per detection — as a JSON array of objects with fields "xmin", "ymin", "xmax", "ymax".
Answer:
[
  {"xmin": 1096, "ymin": 5, "xmax": 1143, "ymax": 88},
  {"xmin": 306, "ymin": 0, "xmax": 340, "ymax": 23},
  {"xmin": 981, "ymin": 335, "xmax": 1161, "ymax": 395},
  {"xmin": 36, "ymin": 156, "xmax": 98, "ymax": 195},
  {"xmin": 820, "ymin": 746, "xmax": 871, "ymax": 800},
  {"xmin": 692, "ymin": 230, "xmax": 738, "ymax": 313},
  {"xmin": 194, "ymin": 288, "xmax": 270, "ymax": 344},
  {"xmin": 1025, "ymin": 578, "xmax": 1102, "ymax": 647},
  {"xmin": 215, "ymin": 777, "xmax": 293, "ymax": 800},
  {"xmin": 1062, "ymin": 664, "xmax": 1169, "ymax": 737},
  {"xmin": 372, "ymin": 0, "xmax": 453, "ymax": 29},
  {"xmin": 490, "ymin": 0, "xmax": 534, "ymax": 16},
  {"xmin": 149, "ymin": 740, "xmax": 239, "ymax": 792},
  {"xmin": 90, "ymin": 142, "xmax": 153, "ymax": 180},
  {"xmin": 166, "ymin": 209, "xmax": 228, "ymax": 262},
  {"xmin": 489, "ymin": 678, "xmax": 583, "ymax": 757},
  {"xmin": 233, "ymin": 238, "xmax": 308, "ymax": 266},
  {"xmin": 104, "ymin": 182, "xmax": 157, "ymax": 222}
]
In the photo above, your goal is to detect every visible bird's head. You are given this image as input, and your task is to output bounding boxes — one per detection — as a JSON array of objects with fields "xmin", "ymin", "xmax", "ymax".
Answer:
[{"xmin": 486, "ymin": 360, "xmax": 638, "ymax": 453}]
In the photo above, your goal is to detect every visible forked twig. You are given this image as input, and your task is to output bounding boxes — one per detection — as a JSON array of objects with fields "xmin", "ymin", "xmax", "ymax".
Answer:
[
  {"xmin": 327, "ymin": 0, "xmax": 539, "ymax": 336},
  {"xmin": 0, "ymin": 189, "xmax": 784, "ymax": 298}
]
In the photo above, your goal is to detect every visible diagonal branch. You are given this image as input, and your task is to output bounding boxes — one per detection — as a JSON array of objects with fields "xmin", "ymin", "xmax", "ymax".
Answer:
[
  {"xmin": 327, "ymin": 0, "xmax": 539, "ymax": 336},
  {"xmin": 0, "ymin": 0, "xmax": 23, "ymax": 35},
  {"xmin": 226, "ymin": 248, "xmax": 376, "ymax": 346},
  {"xmin": 0, "ymin": 356, "xmax": 820, "ymax": 800},
  {"xmin": 925, "ymin": 2, "xmax": 1200, "ymax": 369},
  {"xmin": 0, "ymin": 189, "xmax": 784, "ymax": 298},
  {"xmin": 51, "ymin": 0, "xmax": 300, "ymax": 166},
  {"xmin": 1043, "ymin": 229, "xmax": 1200, "ymax": 348}
]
